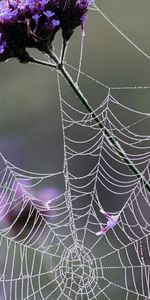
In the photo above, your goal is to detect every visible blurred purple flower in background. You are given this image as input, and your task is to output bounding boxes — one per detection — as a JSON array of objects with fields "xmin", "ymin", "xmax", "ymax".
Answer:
[
  {"xmin": 35, "ymin": 186, "xmax": 60, "ymax": 207},
  {"xmin": 0, "ymin": 178, "xmax": 60, "ymax": 241}
]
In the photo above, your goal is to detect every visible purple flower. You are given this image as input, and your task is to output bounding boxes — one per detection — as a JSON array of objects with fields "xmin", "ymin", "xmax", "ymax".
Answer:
[
  {"xmin": 44, "ymin": 10, "xmax": 54, "ymax": 18},
  {"xmin": 32, "ymin": 13, "xmax": 40, "ymax": 33},
  {"xmin": 0, "ymin": 0, "xmax": 60, "ymax": 61},
  {"xmin": 0, "ymin": 7, "xmax": 18, "ymax": 24},
  {"xmin": 0, "ymin": 33, "xmax": 6, "ymax": 54},
  {"xmin": 57, "ymin": 0, "xmax": 94, "ymax": 41},
  {"xmin": 0, "ymin": 0, "xmax": 94, "ymax": 61},
  {"xmin": 52, "ymin": 19, "xmax": 60, "ymax": 27}
]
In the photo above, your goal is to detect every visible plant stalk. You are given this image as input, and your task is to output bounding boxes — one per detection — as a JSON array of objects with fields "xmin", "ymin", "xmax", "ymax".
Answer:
[
  {"xmin": 58, "ymin": 63, "xmax": 150, "ymax": 193},
  {"xmin": 28, "ymin": 54, "xmax": 150, "ymax": 193}
]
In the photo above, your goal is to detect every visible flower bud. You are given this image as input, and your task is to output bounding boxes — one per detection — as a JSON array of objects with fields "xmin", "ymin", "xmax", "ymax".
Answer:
[{"xmin": 57, "ymin": 0, "xmax": 94, "ymax": 41}]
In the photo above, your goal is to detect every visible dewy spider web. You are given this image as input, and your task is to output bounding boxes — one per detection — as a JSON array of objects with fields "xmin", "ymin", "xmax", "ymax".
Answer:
[{"xmin": 0, "ymin": 1, "xmax": 150, "ymax": 300}]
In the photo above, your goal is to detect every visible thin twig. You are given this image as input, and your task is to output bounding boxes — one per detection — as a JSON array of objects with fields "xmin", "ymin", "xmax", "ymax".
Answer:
[{"xmin": 28, "ymin": 56, "xmax": 57, "ymax": 69}]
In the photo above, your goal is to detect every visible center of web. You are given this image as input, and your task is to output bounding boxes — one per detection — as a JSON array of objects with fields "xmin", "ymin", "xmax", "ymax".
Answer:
[{"xmin": 55, "ymin": 245, "xmax": 98, "ymax": 297}]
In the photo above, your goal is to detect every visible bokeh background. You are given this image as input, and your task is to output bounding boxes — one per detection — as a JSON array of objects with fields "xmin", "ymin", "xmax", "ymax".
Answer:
[
  {"xmin": 0, "ymin": 0, "xmax": 150, "ymax": 175},
  {"xmin": 0, "ymin": 1, "xmax": 150, "ymax": 299}
]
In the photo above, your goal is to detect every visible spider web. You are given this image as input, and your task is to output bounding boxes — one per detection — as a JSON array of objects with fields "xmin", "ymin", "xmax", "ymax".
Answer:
[{"xmin": 0, "ymin": 1, "xmax": 150, "ymax": 299}]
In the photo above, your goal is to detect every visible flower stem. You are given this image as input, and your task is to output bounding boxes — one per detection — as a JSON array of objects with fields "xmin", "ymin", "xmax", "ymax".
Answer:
[
  {"xmin": 28, "ymin": 56, "xmax": 56, "ymax": 68},
  {"xmin": 28, "ymin": 53, "xmax": 150, "ymax": 193},
  {"xmin": 58, "ymin": 63, "xmax": 150, "ymax": 193}
]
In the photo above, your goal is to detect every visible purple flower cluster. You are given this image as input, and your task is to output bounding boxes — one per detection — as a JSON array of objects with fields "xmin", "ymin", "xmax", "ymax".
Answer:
[{"xmin": 0, "ymin": 0, "xmax": 93, "ymax": 62}]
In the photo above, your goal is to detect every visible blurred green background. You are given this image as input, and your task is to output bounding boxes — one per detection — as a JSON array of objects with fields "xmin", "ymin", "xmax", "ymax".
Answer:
[
  {"xmin": 0, "ymin": 1, "xmax": 150, "ymax": 299},
  {"xmin": 0, "ymin": 0, "xmax": 150, "ymax": 178}
]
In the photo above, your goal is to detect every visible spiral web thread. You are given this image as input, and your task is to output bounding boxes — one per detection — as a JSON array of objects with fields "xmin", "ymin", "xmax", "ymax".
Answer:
[{"xmin": 0, "ymin": 2, "xmax": 150, "ymax": 300}]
